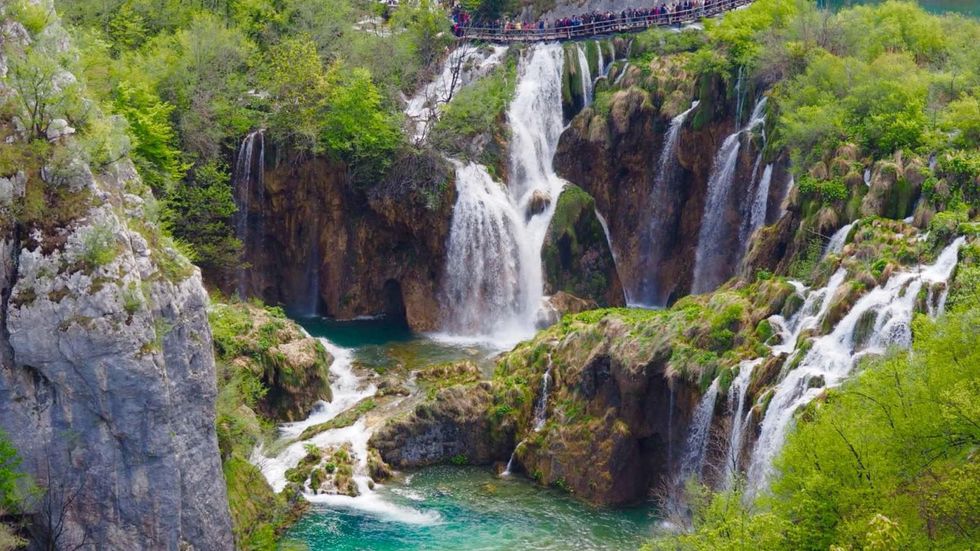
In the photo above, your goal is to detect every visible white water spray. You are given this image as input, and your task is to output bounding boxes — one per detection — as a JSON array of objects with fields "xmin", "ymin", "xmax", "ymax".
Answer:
[
  {"xmin": 678, "ymin": 378, "xmax": 720, "ymax": 482},
  {"xmin": 747, "ymin": 238, "xmax": 966, "ymax": 493},
  {"xmin": 824, "ymin": 222, "xmax": 855, "ymax": 257},
  {"xmin": 440, "ymin": 43, "xmax": 567, "ymax": 349},
  {"xmin": 692, "ymin": 97, "xmax": 767, "ymax": 294},
  {"xmin": 233, "ymin": 130, "xmax": 264, "ymax": 297},
  {"xmin": 576, "ymin": 44, "xmax": 593, "ymax": 107},
  {"xmin": 632, "ymin": 100, "xmax": 700, "ymax": 307}
]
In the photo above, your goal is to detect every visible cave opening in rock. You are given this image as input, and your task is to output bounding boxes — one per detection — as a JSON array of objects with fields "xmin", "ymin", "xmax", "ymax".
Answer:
[{"xmin": 382, "ymin": 279, "xmax": 408, "ymax": 326}]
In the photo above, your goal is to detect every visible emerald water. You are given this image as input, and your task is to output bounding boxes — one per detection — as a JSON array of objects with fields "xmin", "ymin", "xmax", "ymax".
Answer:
[
  {"xmin": 297, "ymin": 316, "xmax": 499, "ymax": 374},
  {"xmin": 825, "ymin": 0, "xmax": 979, "ymax": 16},
  {"xmin": 282, "ymin": 466, "xmax": 658, "ymax": 550},
  {"xmin": 284, "ymin": 317, "xmax": 659, "ymax": 549}
]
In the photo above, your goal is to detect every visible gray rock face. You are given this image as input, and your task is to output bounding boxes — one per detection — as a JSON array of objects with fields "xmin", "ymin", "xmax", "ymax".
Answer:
[
  {"xmin": 0, "ymin": 161, "xmax": 234, "ymax": 549},
  {"xmin": 370, "ymin": 383, "xmax": 511, "ymax": 467}
]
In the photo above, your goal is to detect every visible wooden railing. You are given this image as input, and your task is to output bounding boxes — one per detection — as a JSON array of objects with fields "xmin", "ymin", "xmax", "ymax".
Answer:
[{"xmin": 458, "ymin": 0, "xmax": 752, "ymax": 42}]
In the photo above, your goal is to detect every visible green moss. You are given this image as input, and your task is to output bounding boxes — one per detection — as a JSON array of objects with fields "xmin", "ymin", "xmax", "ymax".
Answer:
[
  {"xmin": 223, "ymin": 455, "xmax": 300, "ymax": 550},
  {"xmin": 297, "ymin": 398, "xmax": 377, "ymax": 440}
]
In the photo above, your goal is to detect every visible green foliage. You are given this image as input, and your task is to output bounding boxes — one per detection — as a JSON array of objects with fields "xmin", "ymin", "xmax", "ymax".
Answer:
[
  {"xmin": 633, "ymin": 28, "xmax": 706, "ymax": 60},
  {"xmin": 113, "ymin": 81, "xmax": 187, "ymax": 194},
  {"xmin": 430, "ymin": 49, "xmax": 518, "ymax": 160},
  {"xmin": 163, "ymin": 160, "xmax": 241, "ymax": 274},
  {"xmin": 0, "ymin": 432, "xmax": 23, "ymax": 512},
  {"xmin": 645, "ymin": 481, "xmax": 786, "ymax": 551},
  {"xmin": 79, "ymin": 222, "xmax": 118, "ymax": 270},
  {"xmin": 8, "ymin": 0, "xmax": 51, "ymax": 36},
  {"xmin": 450, "ymin": 454, "xmax": 469, "ymax": 466},
  {"xmin": 797, "ymin": 175, "xmax": 848, "ymax": 204}
]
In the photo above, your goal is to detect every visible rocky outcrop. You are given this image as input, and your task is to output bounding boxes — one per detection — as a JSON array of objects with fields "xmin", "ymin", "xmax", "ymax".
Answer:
[
  {"xmin": 0, "ymin": 162, "xmax": 234, "ymax": 548},
  {"xmin": 490, "ymin": 277, "xmax": 795, "ymax": 505},
  {"xmin": 543, "ymin": 184, "xmax": 625, "ymax": 307},
  {"xmin": 554, "ymin": 58, "xmax": 784, "ymax": 306},
  {"xmin": 370, "ymin": 382, "xmax": 511, "ymax": 467},
  {"xmin": 236, "ymin": 146, "xmax": 455, "ymax": 331},
  {"xmin": 210, "ymin": 301, "xmax": 332, "ymax": 422}
]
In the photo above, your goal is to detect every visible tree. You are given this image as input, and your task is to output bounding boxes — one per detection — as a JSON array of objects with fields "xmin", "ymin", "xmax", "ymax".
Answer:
[
  {"xmin": 113, "ymin": 81, "xmax": 188, "ymax": 194},
  {"xmin": 164, "ymin": 160, "xmax": 241, "ymax": 273}
]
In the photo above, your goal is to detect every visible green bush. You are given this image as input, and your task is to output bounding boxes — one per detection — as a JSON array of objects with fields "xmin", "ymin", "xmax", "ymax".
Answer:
[{"xmin": 79, "ymin": 223, "xmax": 118, "ymax": 270}]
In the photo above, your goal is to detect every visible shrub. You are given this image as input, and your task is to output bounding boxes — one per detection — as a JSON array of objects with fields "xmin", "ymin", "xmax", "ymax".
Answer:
[{"xmin": 79, "ymin": 223, "xmax": 118, "ymax": 270}]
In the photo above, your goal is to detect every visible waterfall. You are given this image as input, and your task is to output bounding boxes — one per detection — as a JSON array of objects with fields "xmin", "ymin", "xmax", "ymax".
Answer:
[
  {"xmin": 440, "ymin": 43, "xmax": 567, "ymax": 348},
  {"xmin": 734, "ymin": 66, "xmax": 745, "ymax": 126},
  {"xmin": 503, "ymin": 353, "xmax": 555, "ymax": 475},
  {"xmin": 633, "ymin": 100, "xmax": 700, "ymax": 307},
  {"xmin": 691, "ymin": 97, "xmax": 767, "ymax": 294},
  {"xmin": 251, "ymin": 339, "xmax": 438, "ymax": 524},
  {"xmin": 746, "ymin": 238, "xmax": 966, "ymax": 493},
  {"xmin": 233, "ymin": 130, "xmax": 264, "ymax": 298},
  {"xmin": 405, "ymin": 45, "xmax": 508, "ymax": 144},
  {"xmin": 823, "ymin": 222, "xmax": 855, "ymax": 257},
  {"xmin": 678, "ymin": 378, "xmax": 720, "ymax": 482},
  {"xmin": 722, "ymin": 358, "xmax": 763, "ymax": 487},
  {"xmin": 613, "ymin": 62, "xmax": 630, "ymax": 86},
  {"xmin": 863, "ymin": 168, "xmax": 871, "ymax": 187},
  {"xmin": 595, "ymin": 40, "xmax": 605, "ymax": 77},
  {"xmin": 576, "ymin": 44, "xmax": 593, "ymax": 107},
  {"xmin": 595, "ymin": 208, "xmax": 633, "ymax": 305},
  {"xmin": 749, "ymin": 164, "xmax": 773, "ymax": 234},
  {"xmin": 532, "ymin": 354, "xmax": 554, "ymax": 431}
]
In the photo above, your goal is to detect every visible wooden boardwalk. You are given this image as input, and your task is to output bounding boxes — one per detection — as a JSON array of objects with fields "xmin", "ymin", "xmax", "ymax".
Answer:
[{"xmin": 458, "ymin": 0, "xmax": 752, "ymax": 42}]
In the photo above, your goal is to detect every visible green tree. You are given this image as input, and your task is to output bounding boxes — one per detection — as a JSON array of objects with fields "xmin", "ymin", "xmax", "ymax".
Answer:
[
  {"xmin": 164, "ymin": 160, "xmax": 241, "ymax": 273},
  {"xmin": 113, "ymin": 81, "xmax": 187, "ymax": 194}
]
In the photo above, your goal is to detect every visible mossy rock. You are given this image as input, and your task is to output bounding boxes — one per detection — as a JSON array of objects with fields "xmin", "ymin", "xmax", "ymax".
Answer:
[{"xmin": 542, "ymin": 184, "xmax": 622, "ymax": 306}]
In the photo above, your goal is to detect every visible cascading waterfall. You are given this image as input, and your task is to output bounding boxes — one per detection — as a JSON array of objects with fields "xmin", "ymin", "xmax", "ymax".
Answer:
[
  {"xmin": 749, "ymin": 164, "xmax": 773, "ymax": 234},
  {"xmin": 746, "ymin": 238, "xmax": 966, "ymax": 493},
  {"xmin": 532, "ymin": 354, "xmax": 554, "ymax": 431},
  {"xmin": 595, "ymin": 41, "xmax": 605, "ymax": 77},
  {"xmin": 576, "ymin": 44, "xmax": 593, "ymax": 107},
  {"xmin": 737, "ymin": 162, "xmax": 772, "ymax": 254},
  {"xmin": 440, "ymin": 43, "xmax": 567, "ymax": 348},
  {"xmin": 233, "ymin": 130, "xmax": 264, "ymax": 298},
  {"xmin": 595, "ymin": 208, "xmax": 633, "ymax": 305},
  {"xmin": 632, "ymin": 100, "xmax": 700, "ymax": 306},
  {"xmin": 503, "ymin": 354, "xmax": 555, "ymax": 476},
  {"xmin": 678, "ymin": 378, "xmax": 720, "ymax": 482},
  {"xmin": 405, "ymin": 45, "xmax": 508, "ymax": 144},
  {"xmin": 691, "ymin": 97, "xmax": 767, "ymax": 294},
  {"xmin": 722, "ymin": 358, "xmax": 763, "ymax": 487},
  {"xmin": 734, "ymin": 66, "xmax": 745, "ymax": 126},
  {"xmin": 824, "ymin": 222, "xmax": 855, "ymax": 257},
  {"xmin": 251, "ymin": 340, "xmax": 438, "ymax": 524},
  {"xmin": 613, "ymin": 62, "xmax": 630, "ymax": 86}
]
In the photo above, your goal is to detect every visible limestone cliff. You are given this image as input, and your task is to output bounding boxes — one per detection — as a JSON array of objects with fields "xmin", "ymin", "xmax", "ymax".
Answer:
[
  {"xmin": 0, "ymin": 6, "xmax": 233, "ymax": 548},
  {"xmin": 555, "ymin": 55, "xmax": 789, "ymax": 306},
  {"xmin": 235, "ymin": 145, "xmax": 455, "ymax": 331}
]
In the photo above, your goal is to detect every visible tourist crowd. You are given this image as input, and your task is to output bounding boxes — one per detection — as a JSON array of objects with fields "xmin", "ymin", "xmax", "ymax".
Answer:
[{"xmin": 451, "ymin": 0, "xmax": 740, "ymax": 36}]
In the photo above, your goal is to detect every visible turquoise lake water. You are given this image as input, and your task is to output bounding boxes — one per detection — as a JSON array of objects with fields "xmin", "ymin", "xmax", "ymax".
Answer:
[
  {"xmin": 282, "ymin": 466, "xmax": 659, "ymax": 551},
  {"xmin": 285, "ymin": 317, "xmax": 661, "ymax": 550},
  {"xmin": 825, "ymin": 0, "xmax": 979, "ymax": 16}
]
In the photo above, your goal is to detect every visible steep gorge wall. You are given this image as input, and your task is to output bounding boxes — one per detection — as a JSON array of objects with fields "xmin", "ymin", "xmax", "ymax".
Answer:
[
  {"xmin": 556, "ymin": 62, "xmax": 789, "ymax": 305},
  {"xmin": 236, "ymin": 148, "xmax": 455, "ymax": 331},
  {"xmin": 0, "ymin": 165, "xmax": 234, "ymax": 548}
]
